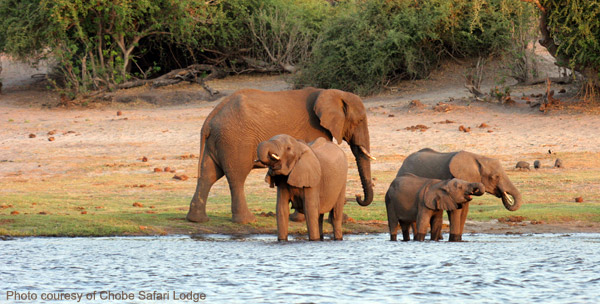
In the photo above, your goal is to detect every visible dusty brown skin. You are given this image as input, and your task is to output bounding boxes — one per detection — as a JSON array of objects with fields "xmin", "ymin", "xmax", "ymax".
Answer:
[
  {"xmin": 187, "ymin": 88, "xmax": 374, "ymax": 224},
  {"xmin": 397, "ymin": 148, "xmax": 523, "ymax": 241},
  {"xmin": 257, "ymin": 135, "xmax": 348, "ymax": 241},
  {"xmin": 385, "ymin": 174, "xmax": 484, "ymax": 241}
]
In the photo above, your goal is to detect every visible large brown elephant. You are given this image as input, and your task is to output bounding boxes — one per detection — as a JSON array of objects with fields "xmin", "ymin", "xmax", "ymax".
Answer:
[
  {"xmin": 187, "ymin": 88, "xmax": 374, "ymax": 224},
  {"xmin": 385, "ymin": 174, "xmax": 484, "ymax": 242},
  {"xmin": 396, "ymin": 148, "xmax": 523, "ymax": 241},
  {"xmin": 257, "ymin": 135, "xmax": 348, "ymax": 241}
]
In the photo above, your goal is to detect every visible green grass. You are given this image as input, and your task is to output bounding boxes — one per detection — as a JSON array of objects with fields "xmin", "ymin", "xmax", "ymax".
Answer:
[{"xmin": 1, "ymin": 152, "xmax": 599, "ymax": 236}]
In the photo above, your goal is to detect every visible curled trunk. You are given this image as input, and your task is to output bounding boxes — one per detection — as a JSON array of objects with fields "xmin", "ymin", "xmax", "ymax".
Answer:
[{"xmin": 351, "ymin": 145, "xmax": 374, "ymax": 206}]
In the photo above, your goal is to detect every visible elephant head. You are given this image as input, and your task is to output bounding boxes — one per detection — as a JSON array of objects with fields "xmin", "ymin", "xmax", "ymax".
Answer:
[
  {"xmin": 424, "ymin": 179, "xmax": 485, "ymax": 211},
  {"xmin": 449, "ymin": 152, "xmax": 523, "ymax": 211},
  {"xmin": 257, "ymin": 135, "xmax": 321, "ymax": 188},
  {"xmin": 313, "ymin": 89, "xmax": 374, "ymax": 206}
]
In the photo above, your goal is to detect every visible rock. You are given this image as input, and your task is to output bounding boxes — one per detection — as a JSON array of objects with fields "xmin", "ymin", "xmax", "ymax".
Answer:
[
  {"xmin": 10, "ymin": 211, "xmax": 19, "ymax": 215},
  {"xmin": 458, "ymin": 125, "xmax": 471, "ymax": 132},
  {"xmin": 153, "ymin": 167, "xmax": 163, "ymax": 172},
  {"xmin": 515, "ymin": 161, "xmax": 530, "ymax": 170},
  {"xmin": 408, "ymin": 100, "xmax": 424, "ymax": 108},
  {"xmin": 575, "ymin": 197, "xmax": 583, "ymax": 203},
  {"xmin": 117, "ymin": 111, "xmax": 122, "ymax": 116},
  {"xmin": 554, "ymin": 159, "xmax": 563, "ymax": 168},
  {"xmin": 81, "ymin": 211, "xmax": 88, "ymax": 214},
  {"xmin": 48, "ymin": 137, "xmax": 55, "ymax": 141},
  {"xmin": 478, "ymin": 123, "xmax": 489, "ymax": 128},
  {"xmin": 28, "ymin": 133, "xmax": 36, "ymax": 138},
  {"xmin": 132, "ymin": 202, "xmax": 144, "ymax": 207},
  {"xmin": 142, "ymin": 156, "xmax": 148, "ymax": 162},
  {"xmin": 173, "ymin": 174, "xmax": 189, "ymax": 181},
  {"xmin": 534, "ymin": 160, "xmax": 541, "ymax": 169},
  {"xmin": 47, "ymin": 130, "xmax": 57, "ymax": 135},
  {"xmin": 405, "ymin": 124, "xmax": 429, "ymax": 132},
  {"xmin": 388, "ymin": 114, "xmax": 395, "ymax": 117}
]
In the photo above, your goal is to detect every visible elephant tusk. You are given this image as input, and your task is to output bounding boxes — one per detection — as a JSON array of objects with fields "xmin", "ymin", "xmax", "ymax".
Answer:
[
  {"xmin": 503, "ymin": 192, "xmax": 515, "ymax": 206},
  {"xmin": 360, "ymin": 146, "xmax": 376, "ymax": 160},
  {"xmin": 270, "ymin": 153, "xmax": 280, "ymax": 161}
]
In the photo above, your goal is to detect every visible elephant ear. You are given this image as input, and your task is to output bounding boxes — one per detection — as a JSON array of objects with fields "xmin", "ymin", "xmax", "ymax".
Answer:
[
  {"xmin": 287, "ymin": 145, "xmax": 321, "ymax": 189},
  {"xmin": 424, "ymin": 181, "xmax": 460, "ymax": 211},
  {"xmin": 448, "ymin": 151, "xmax": 482, "ymax": 183},
  {"xmin": 313, "ymin": 90, "xmax": 347, "ymax": 144}
]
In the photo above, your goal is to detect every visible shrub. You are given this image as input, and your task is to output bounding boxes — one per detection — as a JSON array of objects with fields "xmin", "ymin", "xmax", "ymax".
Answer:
[{"xmin": 295, "ymin": 0, "xmax": 538, "ymax": 95}]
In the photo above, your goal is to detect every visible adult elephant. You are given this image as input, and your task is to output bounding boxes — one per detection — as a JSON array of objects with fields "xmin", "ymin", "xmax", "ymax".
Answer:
[
  {"xmin": 396, "ymin": 148, "xmax": 523, "ymax": 241},
  {"xmin": 187, "ymin": 88, "xmax": 375, "ymax": 224}
]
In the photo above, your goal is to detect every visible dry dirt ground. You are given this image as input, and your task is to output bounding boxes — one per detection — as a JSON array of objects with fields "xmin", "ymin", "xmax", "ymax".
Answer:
[{"xmin": 1, "ymin": 59, "xmax": 600, "ymax": 235}]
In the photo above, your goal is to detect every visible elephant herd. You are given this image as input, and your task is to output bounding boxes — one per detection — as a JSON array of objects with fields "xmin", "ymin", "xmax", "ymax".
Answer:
[{"xmin": 186, "ymin": 88, "xmax": 523, "ymax": 241}]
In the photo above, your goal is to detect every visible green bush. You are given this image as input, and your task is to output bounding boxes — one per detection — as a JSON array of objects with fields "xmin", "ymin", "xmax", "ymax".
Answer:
[
  {"xmin": 295, "ymin": 0, "xmax": 537, "ymax": 95},
  {"xmin": 540, "ymin": 0, "xmax": 600, "ymax": 92}
]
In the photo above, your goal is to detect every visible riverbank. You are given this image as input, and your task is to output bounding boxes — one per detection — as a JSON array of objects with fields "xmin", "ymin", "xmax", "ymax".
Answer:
[{"xmin": 1, "ymin": 66, "xmax": 599, "ymax": 237}]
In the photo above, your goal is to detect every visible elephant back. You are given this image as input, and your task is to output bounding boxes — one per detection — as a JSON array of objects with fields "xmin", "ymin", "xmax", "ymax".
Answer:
[{"xmin": 397, "ymin": 149, "xmax": 457, "ymax": 179}]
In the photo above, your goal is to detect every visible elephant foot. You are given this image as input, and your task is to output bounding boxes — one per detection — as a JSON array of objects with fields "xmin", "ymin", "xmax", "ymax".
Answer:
[
  {"xmin": 186, "ymin": 209, "xmax": 209, "ymax": 223},
  {"xmin": 414, "ymin": 233, "xmax": 426, "ymax": 241},
  {"xmin": 232, "ymin": 212, "xmax": 256, "ymax": 224},
  {"xmin": 390, "ymin": 234, "xmax": 397, "ymax": 241},
  {"xmin": 289, "ymin": 211, "xmax": 306, "ymax": 222},
  {"xmin": 449, "ymin": 234, "xmax": 463, "ymax": 242}
]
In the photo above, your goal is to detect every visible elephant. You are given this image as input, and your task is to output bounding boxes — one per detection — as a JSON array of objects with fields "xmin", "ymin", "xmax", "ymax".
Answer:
[
  {"xmin": 187, "ymin": 88, "xmax": 374, "ymax": 224},
  {"xmin": 396, "ymin": 148, "xmax": 523, "ymax": 241},
  {"xmin": 515, "ymin": 161, "xmax": 530, "ymax": 170},
  {"xmin": 257, "ymin": 135, "xmax": 348, "ymax": 241},
  {"xmin": 385, "ymin": 174, "xmax": 485, "ymax": 241}
]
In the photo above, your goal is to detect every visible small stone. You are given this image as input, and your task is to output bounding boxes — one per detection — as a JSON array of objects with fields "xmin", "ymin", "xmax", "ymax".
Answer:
[
  {"xmin": 478, "ymin": 123, "xmax": 489, "ymax": 128},
  {"xmin": 29, "ymin": 133, "xmax": 36, "ymax": 138},
  {"xmin": 575, "ymin": 197, "xmax": 583, "ymax": 203},
  {"xmin": 81, "ymin": 211, "xmax": 88, "ymax": 214},
  {"xmin": 458, "ymin": 125, "xmax": 471, "ymax": 132},
  {"xmin": 153, "ymin": 167, "xmax": 163, "ymax": 172},
  {"xmin": 388, "ymin": 114, "xmax": 395, "ymax": 117},
  {"xmin": 142, "ymin": 156, "xmax": 148, "ymax": 162},
  {"xmin": 47, "ymin": 130, "xmax": 57, "ymax": 135},
  {"xmin": 10, "ymin": 211, "xmax": 19, "ymax": 215},
  {"xmin": 173, "ymin": 174, "xmax": 189, "ymax": 181},
  {"xmin": 132, "ymin": 202, "xmax": 144, "ymax": 207},
  {"xmin": 117, "ymin": 111, "xmax": 122, "ymax": 116},
  {"xmin": 48, "ymin": 137, "xmax": 55, "ymax": 141}
]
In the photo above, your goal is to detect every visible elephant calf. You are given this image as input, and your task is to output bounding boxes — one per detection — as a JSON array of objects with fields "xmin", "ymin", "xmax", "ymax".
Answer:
[
  {"xmin": 385, "ymin": 174, "xmax": 484, "ymax": 241},
  {"xmin": 257, "ymin": 135, "xmax": 348, "ymax": 241}
]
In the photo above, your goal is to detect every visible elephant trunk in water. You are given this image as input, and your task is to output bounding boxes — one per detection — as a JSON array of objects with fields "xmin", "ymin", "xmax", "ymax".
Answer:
[{"xmin": 350, "ymin": 144, "xmax": 374, "ymax": 206}]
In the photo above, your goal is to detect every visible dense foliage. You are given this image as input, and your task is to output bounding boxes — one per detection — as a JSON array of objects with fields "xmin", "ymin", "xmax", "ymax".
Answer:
[
  {"xmin": 295, "ymin": 0, "xmax": 537, "ymax": 95},
  {"xmin": 539, "ymin": 0, "xmax": 600, "ymax": 90},
  {"xmin": 0, "ymin": 0, "xmax": 540, "ymax": 96}
]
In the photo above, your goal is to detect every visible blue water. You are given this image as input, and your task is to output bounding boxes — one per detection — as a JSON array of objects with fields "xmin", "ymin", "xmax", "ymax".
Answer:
[{"xmin": 1, "ymin": 233, "xmax": 600, "ymax": 303}]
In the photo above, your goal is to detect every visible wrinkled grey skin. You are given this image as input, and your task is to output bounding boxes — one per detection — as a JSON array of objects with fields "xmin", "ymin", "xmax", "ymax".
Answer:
[
  {"xmin": 257, "ymin": 135, "xmax": 348, "ymax": 241},
  {"xmin": 187, "ymin": 88, "xmax": 374, "ymax": 224},
  {"xmin": 397, "ymin": 148, "xmax": 523, "ymax": 241},
  {"xmin": 385, "ymin": 174, "xmax": 484, "ymax": 242}
]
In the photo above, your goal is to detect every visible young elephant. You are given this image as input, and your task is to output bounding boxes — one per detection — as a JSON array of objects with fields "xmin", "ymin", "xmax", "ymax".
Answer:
[
  {"xmin": 385, "ymin": 174, "xmax": 484, "ymax": 241},
  {"xmin": 257, "ymin": 135, "xmax": 348, "ymax": 241}
]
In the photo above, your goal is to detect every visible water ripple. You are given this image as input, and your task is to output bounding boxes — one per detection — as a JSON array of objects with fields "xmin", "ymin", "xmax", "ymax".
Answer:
[{"xmin": 1, "ymin": 233, "xmax": 600, "ymax": 303}]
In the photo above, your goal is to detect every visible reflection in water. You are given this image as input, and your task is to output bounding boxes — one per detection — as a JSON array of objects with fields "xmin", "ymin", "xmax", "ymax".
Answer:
[{"xmin": 2, "ymin": 234, "xmax": 600, "ymax": 303}]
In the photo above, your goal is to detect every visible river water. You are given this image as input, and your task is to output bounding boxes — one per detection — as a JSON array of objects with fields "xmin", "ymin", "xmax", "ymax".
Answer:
[{"xmin": 1, "ymin": 233, "xmax": 600, "ymax": 303}]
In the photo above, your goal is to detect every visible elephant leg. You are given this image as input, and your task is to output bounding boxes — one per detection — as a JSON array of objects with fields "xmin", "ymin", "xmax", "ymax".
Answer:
[
  {"xmin": 415, "ymin": 209, "xmax": 431, "ymax": 241},
  {"xmin": 447, "ymin": 210, "xmax": 463, "ymax": 242},
  {"xmin": 332, "ymin": 191, "xmax": 344, "ymax": 241},
  {"xmin": 276, "ymin": 188, "xmax": 291, "ymax": 241},
  {"xmin": 458, "ymin": 202, "xmax": 470, "ymax": 236},
  {"xmin": 303, "ymin": 190, "xmax": 321, "ymax": 241},
  {"xmin": 319, "ymin": 214, "xmax": 325, "ymax": 240},
  {"xmin": 430, "ymin": 212, "xmax": 443, "ymax": 241},
  {"xmin": 387, "ymin": 211, "xmax": 399, "ymax": 241},
  {"xmin": 400, "ymin": 222, "xmax": 411, "ymax": 241},
  {"xmin": 223, "ymin": 162, "xmax": 256, "ymax": 224},
  {"xmin": 187, "ymin": 154, "xmax": 224, "ymax": 223}
]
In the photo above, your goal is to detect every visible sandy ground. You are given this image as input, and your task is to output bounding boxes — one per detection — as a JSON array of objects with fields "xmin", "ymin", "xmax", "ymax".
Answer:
[{"xmin": 1, "ymin": 59, "xmax": 600, "ymax": 235}]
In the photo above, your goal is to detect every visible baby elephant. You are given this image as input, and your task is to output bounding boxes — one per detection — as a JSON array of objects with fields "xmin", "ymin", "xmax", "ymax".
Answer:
[
  {"xmin": 257, "ymin": 135, "xmax": 348, "ymax": 241},
  {"xmin": 385, "ymin": 174, "xmax": 484, "ymax": 241}
]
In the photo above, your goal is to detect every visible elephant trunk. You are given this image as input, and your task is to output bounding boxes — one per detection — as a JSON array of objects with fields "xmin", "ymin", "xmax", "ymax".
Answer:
[
  {"xmin": 351, "ymin": 144, "xmax": 374, "ymax": 206},
  {"xmin": 257, "ymin": 141, "xmax": 278, "ymax": 166},
  {"xmin": 469, "ymin": 183, "xmax": 485, "ymax": 196},
  {"xmin": 499, "ymin": 180, "xmax": 523, "ymax": 211}
]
